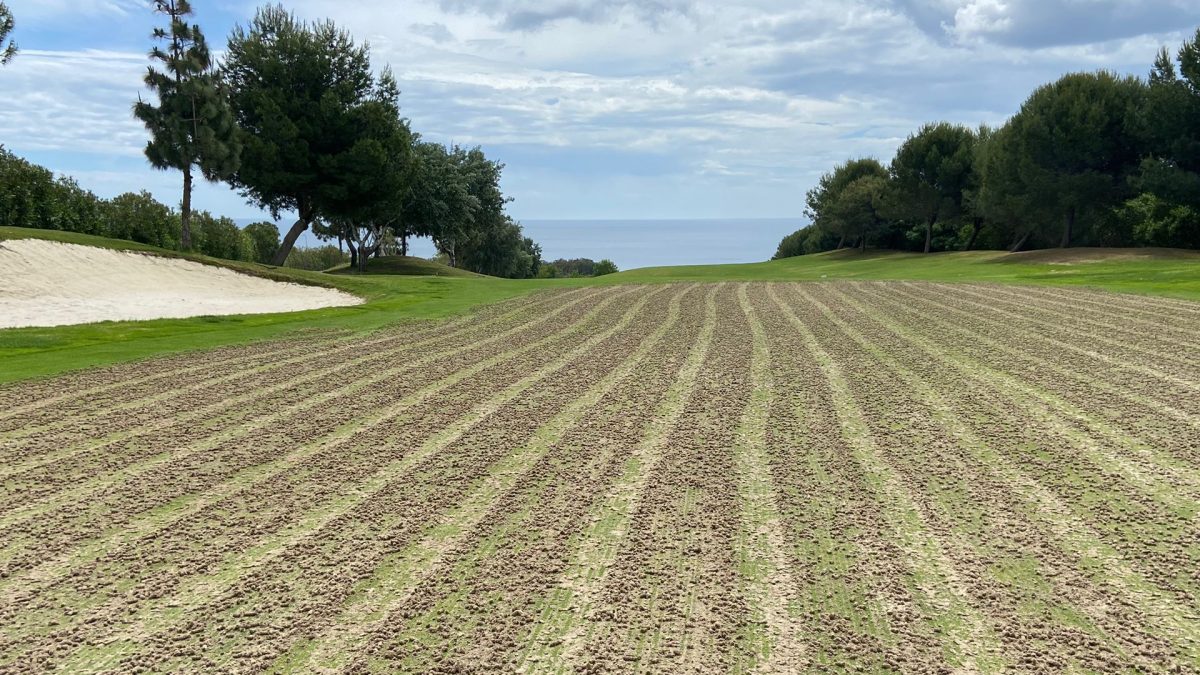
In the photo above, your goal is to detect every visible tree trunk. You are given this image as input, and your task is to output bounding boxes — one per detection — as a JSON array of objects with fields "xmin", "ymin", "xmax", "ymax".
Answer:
[
  {"xmin": 271, "ymin": 213, "xmax": 311, "ymax": 266},
  {"xmin": 923, "ymin": 218, "xmax": 934, "ymax": 254},
  {"xmin": 401, "ymin": 234, "xmax": 408, "ymax": 257},
  {"xmin": 347, "ymin": 239, "xmax": 358, "ymax": 271},
  {"xmin": 836, "ymin": 234, "xmax": 846, "ymax": 249},
  {"xmin": 181, "ymin": 167, "xmax": 193, "ymax": 251},
  {"xmin": 1009, "ymin": 229, "xmax": 1031, "ymax": 252},
  {"xmin": 1060, "ymin": 206, "xmax": 1075, "ymax": 248},
  {"xmin": 861, "ymin": 234, "xmax": 867, "ymax": 253},
  {"xmin": 964, "ymin": 218, "xmax": 983, "ymax": 251}
]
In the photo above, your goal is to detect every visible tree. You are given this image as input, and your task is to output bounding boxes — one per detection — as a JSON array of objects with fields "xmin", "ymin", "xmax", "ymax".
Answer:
[
  {"xmin": 1001, "ymin": 71, "xmax": 1147, "ymax": 248},
  {"xmin": 323, "ymin": 72, "xmax": 416, "ymax": 274},
  {"xmin": 133, "ymin": 0, "xmax": 240, "ymax": 251},
  {"xmin": 805, "ymin": 158, "xmax": 890, "ymax": 248},
  {"xmin": 827, "ymin": 175, "xmax": 889, "ymax": 252},
  {"xmin": 400, "ymin": 142, "xmax": 477, "ymax": 263},
  {"xmin": 242, "ymin": 221, "xmax": 280, "ymax": 264},
  {"xmin": 889, "ymin": 122, "xmax": 976, "ymax": 253},
  {"xmin": 0, "ymin": 2, "xmax": 15, "ymax": 65},
  {"xmin": 224, "ymin": 4, "xmax": 395, "ymax": 265},
  {"xmin": 593, "ymin": 259, "xmax": 618, "ymax": 276}
]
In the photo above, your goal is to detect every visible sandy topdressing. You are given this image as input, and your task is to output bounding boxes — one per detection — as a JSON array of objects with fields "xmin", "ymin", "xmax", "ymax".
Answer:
[{"xmin": 0, "ymin": 239, "xmax": 362, "ymax": 328}]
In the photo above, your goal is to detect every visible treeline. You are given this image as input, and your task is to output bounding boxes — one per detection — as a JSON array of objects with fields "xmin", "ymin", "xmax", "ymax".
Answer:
[
  {"xmin": 536, "ymin": 258, "xmax": 619, "ymax": 278},
  {"xmin": 0, "ymin": 147, "xmax": 281, "ymax": 262},
  {"xmin": 0, "ymin": 2, "xmax": 544, "ymax": 278},
  {"xmin": 776, "ymin": 29, "xmax": 1200, "ymax": 258}
]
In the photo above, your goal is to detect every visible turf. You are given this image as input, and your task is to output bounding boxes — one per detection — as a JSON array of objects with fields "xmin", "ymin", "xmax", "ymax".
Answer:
[
  {"xmin": 1, "ymin": 226, "xmax": 1198, "ymax": 383},
  {"xmin": 603, "ymin": 248, "xmax": 1200, "ymax": 301}
]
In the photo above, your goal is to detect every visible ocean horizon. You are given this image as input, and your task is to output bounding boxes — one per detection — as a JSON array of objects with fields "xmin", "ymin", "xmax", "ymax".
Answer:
[{"xmin": 247, "ymin": 218, "xmax": 806, "ymax": 270}]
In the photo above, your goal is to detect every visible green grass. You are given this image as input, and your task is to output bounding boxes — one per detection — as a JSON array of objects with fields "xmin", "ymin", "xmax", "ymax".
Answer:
[
  {"xmin": 327, "ymin": 255, "xmax": 483, "ymax": 277},
  {"xmin": 602, "ymin": 247, "xmax": 1200, "ymax": 301},
  {"xmin": 1, "ymin": 226, "xmax": 1198, "ymax": 383}
]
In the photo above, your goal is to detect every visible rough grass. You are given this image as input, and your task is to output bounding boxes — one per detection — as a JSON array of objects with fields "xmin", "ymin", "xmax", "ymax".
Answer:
[{"xmin": 2, "ymin": 226, "xmax": 1199, "ymax": 383}]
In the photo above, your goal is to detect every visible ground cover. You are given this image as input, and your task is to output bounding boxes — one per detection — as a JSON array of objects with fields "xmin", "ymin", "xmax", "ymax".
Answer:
[{"xmin": 0, "ymin": 281, "xmax": 1197, "ymax": 672}]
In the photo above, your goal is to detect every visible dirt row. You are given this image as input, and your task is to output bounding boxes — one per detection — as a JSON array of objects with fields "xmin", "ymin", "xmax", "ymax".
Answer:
[
  {"xmin": 0, "ymin": 288, "xmax": 593, "ymax": 440},
  {"xmin": 1, "ymin": 281, "xmax": 1197, "ymax": 673}
]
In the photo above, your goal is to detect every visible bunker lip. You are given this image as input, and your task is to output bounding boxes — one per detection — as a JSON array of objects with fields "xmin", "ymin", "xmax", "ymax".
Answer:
[{"xmin": 0, "ymin": 239, "xmax": 362, "ymax": 328}]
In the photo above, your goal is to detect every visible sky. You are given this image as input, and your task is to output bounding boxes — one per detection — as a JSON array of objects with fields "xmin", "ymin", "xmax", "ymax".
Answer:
[{"xmin": 2, "ymin": 0, "xmax": 1200, "ymax": 264}]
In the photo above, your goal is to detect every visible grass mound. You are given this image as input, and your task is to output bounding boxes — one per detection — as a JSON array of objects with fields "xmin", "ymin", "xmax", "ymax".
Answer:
[
  {"xmin": 999, "ymin": 247, "xmax": 1200, "ymax": 264},
  {"xmin": 328, "ymin": 255, "xmax": 484, "ymax": 277}
]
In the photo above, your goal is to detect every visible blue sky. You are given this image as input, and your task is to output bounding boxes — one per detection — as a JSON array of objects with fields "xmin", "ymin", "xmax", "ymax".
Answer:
[{"xmin": 2, "ymin": 0, "xmax": 1200, "ymax": 260}]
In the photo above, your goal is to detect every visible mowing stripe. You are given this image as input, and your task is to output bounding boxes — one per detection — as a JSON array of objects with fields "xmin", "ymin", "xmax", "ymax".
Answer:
[
  {"xmin": 876, "ymin": 284, "xmax": 1200, "ymax": 432},
  {"xmin": 0, "ymin": 287, "xmax": 592, "ymax": 442},
  {"xmin": 798, "ymin": 284, "xmax": 1200, "ymax": 667},
  {"xmin": 831, "ymin": 284, "xmax": 1200, "ymax": 504},
  {"xmin": 0, "ymin": 288, "xmax": 645, "ymax": 597},
  {"xmin": 730, "ymin": 282, "xmax": 807, "ymax": 673},
  {"xmin": 290, "ymin": 284, "xmax": 699, "ymax": 673},
  {"xmin": 772, "ymin": 284, "xmax": 1003, "ymax": 673},
  {"xmin": 56, "ymin": 283, "xmax": 672, "ymax": 672},
  {"xmin": 527, "ymin": 284, "xmax": 720, "ymax": 673},
  {"xmin": 0, "ymin": 288, "xmax": 610, "ymax": 500}
]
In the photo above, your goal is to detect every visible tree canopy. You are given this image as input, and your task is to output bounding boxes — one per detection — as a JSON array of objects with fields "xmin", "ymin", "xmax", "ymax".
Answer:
[
  {"xmin": 777, "ymin": 34, "xmax": 1200, "ymax": 259},
  {"xmin": 223, "ymin": 4, "xmax": 398, "ymax": 264}
]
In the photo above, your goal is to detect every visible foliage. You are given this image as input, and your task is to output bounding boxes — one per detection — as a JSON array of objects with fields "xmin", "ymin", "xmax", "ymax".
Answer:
[
  {"xmin": 242, "ymin": 221, "xmax": 280, "ymax": 264},
  {"xmin": 888, "ymin": 122, "xmax": 977, "ymax": 253},
  {"xmin": 102, "ymin": 191, "xmax": 180, "ymax": 249},
  {"xmin": 190, "ymin": 211, "xmax": 249, "ymax": 260},
  {"xmin": 1111, "ymin": 193, "xmax": 1200, "ymax": 249},
  {"xmin": 133, "ymin": 0, "xmax": 240, "ymax": 250},
  {"xmin": 0, "ymin": 1, "xmax": 15, "ymax": 65},
  {"xmin": 593, "ymin": 259, "xmax": 618, "ymax": 276},
  {"xmin": 224, "ymin": 4, "xmax": 398, "ymax": 265},
  {"xmin": 779, "ymin": 36, "xmax": 1200, "ymax": 258}
]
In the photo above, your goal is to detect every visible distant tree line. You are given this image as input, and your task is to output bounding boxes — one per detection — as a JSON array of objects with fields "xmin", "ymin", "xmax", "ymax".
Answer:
[
  {"xmin": 776, "ymin": 28, "xmax": 1200, "ymax": 258},
  {"xmin": 0, "ymin": 2, "xmax": 548, "ymax": 279},
  {"xmin": 536, "ymin": 258, "xmax": 619, "ymax": 278}
]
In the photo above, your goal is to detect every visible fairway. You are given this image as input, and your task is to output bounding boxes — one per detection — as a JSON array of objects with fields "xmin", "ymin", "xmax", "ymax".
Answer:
[{"xmin": 1, "ymin": 281, "xmax": 1198, "ymax": 672}]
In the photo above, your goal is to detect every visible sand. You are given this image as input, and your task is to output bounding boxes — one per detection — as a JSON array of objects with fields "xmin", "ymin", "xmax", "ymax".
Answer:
[{"xmin": 0, "ymin": 239, "xmax": 363, "ymax": 329}]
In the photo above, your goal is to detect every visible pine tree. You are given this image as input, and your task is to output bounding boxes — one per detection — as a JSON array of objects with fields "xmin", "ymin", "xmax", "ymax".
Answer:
[
  {"xmin": 0, "ymin": 2, "xmax": 16, "ymax": 65},
  {"xmin": 133, "ymin": 0, "xmax": 239, "ymax": 250}
]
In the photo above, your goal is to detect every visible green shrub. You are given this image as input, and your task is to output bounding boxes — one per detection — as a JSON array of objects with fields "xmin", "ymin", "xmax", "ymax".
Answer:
[{"xmin": 102, "ymin": 191, "xmax": 179, "ymax": 248}]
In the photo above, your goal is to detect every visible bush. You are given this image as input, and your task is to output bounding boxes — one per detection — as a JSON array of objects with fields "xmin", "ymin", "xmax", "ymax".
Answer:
[
  {"xmin": 593, "ymin": 259, "xmax": 618, "ymax": 276},
  {"xmin": 1113, "ymin": 193, "xmax": 1200, "ymax": 249},
  {"xmin": 102, "ymin": 191, "xmax": 179, "ymax": 248},
  {"xmin": 191, "ymin": 211, "xmax": 247, "ymax": 260},
  {"xmin": 243, "ymin": 221, "xmax": 281, "ymax": 264},
  {"xmin": 284, "ymin": 245, "xmax": 349, "ymax": 271}
]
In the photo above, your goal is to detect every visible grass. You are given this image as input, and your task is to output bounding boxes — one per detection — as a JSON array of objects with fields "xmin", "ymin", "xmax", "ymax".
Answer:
[
  {"xmin": 327, "ymin": 255, "xmax": 483, "ymax": 277},
  {"xmin": 603, "ymin": 247, "xmax": 1200, "ymax": 301},
  {"xmin": 1, "ymin": 226, "xmax": 1198, "ymax": 383}
]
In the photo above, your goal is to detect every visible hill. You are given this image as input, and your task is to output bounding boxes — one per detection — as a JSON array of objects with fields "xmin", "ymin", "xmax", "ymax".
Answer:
[{"xmin": 328, "ymin": 255, "xmax": 485, "ymax": 278}]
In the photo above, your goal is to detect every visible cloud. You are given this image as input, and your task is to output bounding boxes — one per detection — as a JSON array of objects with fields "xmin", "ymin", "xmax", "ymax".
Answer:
[{"xmin": 4, "ymin": 0, "xmax": 1199, "ymax": 223}]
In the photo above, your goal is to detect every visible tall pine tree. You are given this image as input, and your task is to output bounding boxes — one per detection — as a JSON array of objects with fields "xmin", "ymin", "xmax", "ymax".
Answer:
[{"xmin": 133, "ymin": 0, "xmax": 239, "ymax": 250}]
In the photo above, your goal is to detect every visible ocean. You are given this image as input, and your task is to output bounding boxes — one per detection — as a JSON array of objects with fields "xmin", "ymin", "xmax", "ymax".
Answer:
[{"xmin": 246, "ymin": 218, "xmax": 806, "ymax": 270}]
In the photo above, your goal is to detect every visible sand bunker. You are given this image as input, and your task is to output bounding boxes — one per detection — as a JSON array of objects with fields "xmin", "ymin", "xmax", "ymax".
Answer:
[{"xmin": 0, "ymin": 239, "xmax": 362, "ymax": 328}]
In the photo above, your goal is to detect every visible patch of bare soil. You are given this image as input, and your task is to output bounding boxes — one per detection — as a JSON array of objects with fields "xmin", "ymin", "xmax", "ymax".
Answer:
[{"xmin": 0, "ymin": 281, "xmax": 1198, "ymax": 672}]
